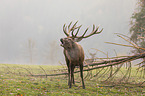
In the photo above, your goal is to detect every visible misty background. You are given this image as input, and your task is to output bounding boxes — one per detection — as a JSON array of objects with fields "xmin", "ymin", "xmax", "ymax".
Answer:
[{"xmin": 0, "ymin": 0, "xmax": 137, "ymax": 65}]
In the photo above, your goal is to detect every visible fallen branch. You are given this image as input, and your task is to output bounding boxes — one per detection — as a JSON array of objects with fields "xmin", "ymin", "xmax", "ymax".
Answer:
[
  {"xmin": 85, "ymin": 52, "xmax": 145, "ymax": 67},
  {"xmin": 29, "ymin": 52, "xmax": 145, "ymax": 77}
]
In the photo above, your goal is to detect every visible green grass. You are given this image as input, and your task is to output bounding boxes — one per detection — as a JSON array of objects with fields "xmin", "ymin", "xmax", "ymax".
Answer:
[{"xmin": 0, "ymin": 64, "xmax": 144, "ymax": 96}]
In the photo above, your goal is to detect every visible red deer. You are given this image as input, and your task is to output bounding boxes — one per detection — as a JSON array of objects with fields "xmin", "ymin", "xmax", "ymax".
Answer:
[{"xmin": 60, "ymin": 21, "xmax": 103, "ymax": 89}]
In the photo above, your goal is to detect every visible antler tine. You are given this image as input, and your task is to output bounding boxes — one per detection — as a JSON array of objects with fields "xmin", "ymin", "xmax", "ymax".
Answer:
[
  {"xmin": 68, "ymin": 22, "xmax": 72, "ymax": 29},
  {"xmin": 94, "ymin": 26, "xmax": 100, "ymax": 33},
  {"xmin": 71, "ymin": 25, "xmax": 82, "ymax": 39},
  {"xmin": 96, "ymin": 28, "xmax": 103, "ymax": 34},
  {"xmin": 78, "ymin": 25, "xmax": 103, "ymax": 38},
  {"xmin": 92, "ymin": 24, "xmax": 95, "ymax": 32},
  {"xmin": 72, "ymin": 21, "xmax": 78, "ymax": 30},
  {"xmin": 75, "ymin": 25, "xmax": 82, "ymax": 37},
  {"xmin": 81, "ymin": 27, "xmax": 89, "ymax": 37},
  {"xmin": 67, "ymin": 22, "xmax": 73, "ymax": 35},
  {"xmin": 63, "ymin": 24, "xmax": 69, "ymax": 37},
  {"xmin": 68, "ymin": 21, "xmax": 78, "ymax": 37},
  {"xmin": 71, "ymin": 21, "xmax": 80, "ymax": 38},
  {"xmin": 93, "ymin": 25, "xmax": 103, "ymax": 34}
]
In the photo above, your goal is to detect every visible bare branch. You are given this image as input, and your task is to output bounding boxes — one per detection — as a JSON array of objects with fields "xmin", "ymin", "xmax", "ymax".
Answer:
[{"xmin": 105, "ymin": 42, "xmax": 145, "ymax": 50}]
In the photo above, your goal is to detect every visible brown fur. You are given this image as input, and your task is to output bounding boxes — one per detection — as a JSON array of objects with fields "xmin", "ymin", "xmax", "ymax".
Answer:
[{"xmin": 60, "ymin": 38, "xmax": 85, "ymax": 89}]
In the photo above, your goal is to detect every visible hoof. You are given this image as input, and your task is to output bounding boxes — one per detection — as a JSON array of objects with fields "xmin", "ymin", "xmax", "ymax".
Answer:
[{"xmin": 83, "ymin": 86, "xmax": 85, "ymax": 89}]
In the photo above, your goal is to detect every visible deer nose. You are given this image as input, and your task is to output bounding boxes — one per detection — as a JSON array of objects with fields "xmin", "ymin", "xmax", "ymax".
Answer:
[{"xmin": 60, "ymin": 38, "xmax": 63, "ymax": 43}]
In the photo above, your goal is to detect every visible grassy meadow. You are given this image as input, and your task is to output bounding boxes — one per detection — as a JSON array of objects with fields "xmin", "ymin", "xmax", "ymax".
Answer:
[{"xmin": 0, "ymin": 64, "xmax": 144, "ymax": 96}]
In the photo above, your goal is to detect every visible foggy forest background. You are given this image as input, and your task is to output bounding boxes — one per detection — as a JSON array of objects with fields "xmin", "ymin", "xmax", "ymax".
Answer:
[{"xmin": 0, "ymin": 0, "xmax": 137, "ymax": 65}]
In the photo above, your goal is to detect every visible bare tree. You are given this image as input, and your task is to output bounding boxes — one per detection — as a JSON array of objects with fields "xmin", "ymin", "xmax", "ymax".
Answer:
[
  {"xmin": 21, "ymin": 39, "xmax": 36, "ymax": 64},
  {"xmin": 28, "ymin": 39, "xmax": 35, "ymax": 64},
  {"xmin": 85, "ymin": 52, "xmax": 97, "ymax": 64},
  {"xmin": 42, "ymin": 41, "xmax": 59, "ymax": 65},
  {"xmin": 60, "ymin": 21, "xmax": 103, "ymax": 89}
]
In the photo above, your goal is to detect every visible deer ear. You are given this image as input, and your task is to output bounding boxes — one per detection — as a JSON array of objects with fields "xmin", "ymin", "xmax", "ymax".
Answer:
[
  {"xmin": 73, "ymin": 38, "xmax": 77, "ymax": 42},
  {"xmin": 74, "ymin": 38, "xmax": 83, "ymax": 42}
]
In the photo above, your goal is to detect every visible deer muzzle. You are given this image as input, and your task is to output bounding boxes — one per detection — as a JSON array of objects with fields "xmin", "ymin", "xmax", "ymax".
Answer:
[{"xmin": 60, "ymin": 38, "xmax": 64, "ymax": 47}]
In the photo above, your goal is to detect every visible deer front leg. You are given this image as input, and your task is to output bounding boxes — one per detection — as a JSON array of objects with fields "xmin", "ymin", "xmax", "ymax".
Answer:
[
  {"xmin": 67, "ymin": 66, "xmax": 71, "ymax": 88},
  {"xmin": 80, "ymin": 64, "xmax": 85, "ymax": 89},
  {"xmin": 69, "ymin": 65, "xmax": 75, "ymax": 88}
]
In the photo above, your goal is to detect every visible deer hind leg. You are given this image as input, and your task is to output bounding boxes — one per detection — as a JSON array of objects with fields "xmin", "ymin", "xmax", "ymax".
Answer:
[
  {"xmin": 80, "ymin": 64, "xmax": 85, "ymax": 89},
  {"xmin": 71, "ymin": 65, "xmax": 75, "ymax": 84}
]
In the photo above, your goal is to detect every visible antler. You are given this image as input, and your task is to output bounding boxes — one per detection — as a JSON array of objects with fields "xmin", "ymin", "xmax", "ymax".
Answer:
[
  {"xmin": 63, "ymin": 21, "xmax": 103, "ymax": 42},
  {"xmin": 63, "ymin": 21, "xmax": 80, "ymax": 37}
]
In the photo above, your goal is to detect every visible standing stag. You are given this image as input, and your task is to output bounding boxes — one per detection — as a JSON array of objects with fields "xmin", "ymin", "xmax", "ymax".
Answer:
[{"xmin": 60, "ymin": 21, "xmax": 103, "ymax": 89}]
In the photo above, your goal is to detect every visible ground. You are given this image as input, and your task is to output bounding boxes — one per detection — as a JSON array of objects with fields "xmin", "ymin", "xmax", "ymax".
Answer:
[{"xmin": 0, "ymin": 64, "xmax": 144, "ymax": 96}]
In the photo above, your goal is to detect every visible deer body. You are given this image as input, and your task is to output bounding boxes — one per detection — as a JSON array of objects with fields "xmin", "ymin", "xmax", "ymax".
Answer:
[
  {"xmin": 63, "ymin": 41, "xmax": 84, "ymax": 66},
  {"xmin": 60, "ymin": 21, "xmax": 103, "ymax": 89},
  {"xmin": 64, "ymin": 45, "xmax": 84, "ymax": 66},
  {"xmin": 61, "ymin": 38, "xmax": 85, "ymax": 88}
]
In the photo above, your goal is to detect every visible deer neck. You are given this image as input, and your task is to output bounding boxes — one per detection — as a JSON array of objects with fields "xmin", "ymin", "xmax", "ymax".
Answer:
[{"xmin": 66, "ymin": 43, "xmax": 81, "ymax": 59}]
